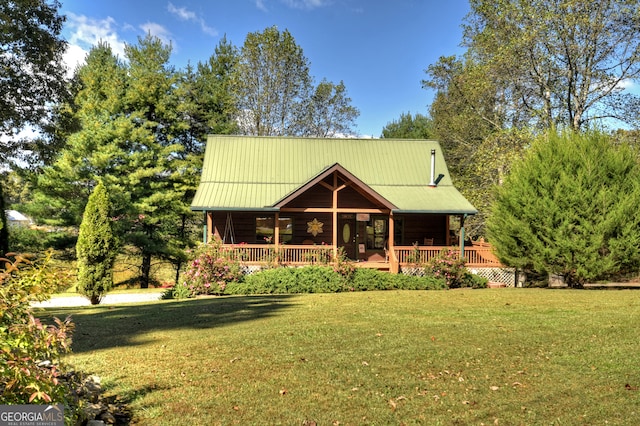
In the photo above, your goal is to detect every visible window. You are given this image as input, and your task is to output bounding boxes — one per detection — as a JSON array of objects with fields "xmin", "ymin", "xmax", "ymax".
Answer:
[
  {"xmin": 366, "ymin": 216, "xmax": 387, "ymax": 249},
  {"xmin": 255, "ymin": 216, "xmax": 293, "ymax": 243},
  {"xmin": 279, "ymin": 217, "xmax": 293, "ymax": 243}
]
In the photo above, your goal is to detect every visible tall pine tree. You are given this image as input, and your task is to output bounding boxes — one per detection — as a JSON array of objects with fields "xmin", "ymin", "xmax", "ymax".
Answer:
[
  {"xmin": 121, "ymin": 34, "xmax": 191, "ymax": 288},
  {"xmin": 33, "ymin": 42, "xmax": 128, "ymax": 226},
  {"xmin": 35, "ymin": 36, "xmax": 203, "ymax": 287}
]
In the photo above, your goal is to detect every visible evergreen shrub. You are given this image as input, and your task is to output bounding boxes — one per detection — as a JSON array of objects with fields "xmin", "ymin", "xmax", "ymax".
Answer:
[
  {"xmin": 390, "ymin": 272, "xmax": 448, "ymax": 290},
  {"xmin": 227, "ymin": 266, "xmax": 344, "ymax": 295},
  {"xmin": 488, "ymin": 131, "xmax": 640, "ymax": 286},
  {"xmin": 76, "ymin": 182, "xmax": 117, "ymax": 304},
  {"xmin": 225, "ymin": 266, "xmax": 449, "ymax": 294},
  {"xmin": 350, "ymin": 268, "xmax": 394, "ymax": 291},
  {"xmin": 9, "ymin": 227, "xmax": 76, "ymax": 254}
]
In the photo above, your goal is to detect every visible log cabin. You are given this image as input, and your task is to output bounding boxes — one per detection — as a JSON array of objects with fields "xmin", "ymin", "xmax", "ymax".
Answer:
[{"xmin": 191, "ymin": 135, "xmax": 498, "ymax": 272}]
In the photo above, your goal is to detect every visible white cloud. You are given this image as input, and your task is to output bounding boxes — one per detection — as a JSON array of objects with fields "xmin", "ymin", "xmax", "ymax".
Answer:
[
  {"xmin": 167, "ymin": 2, "xmax": 218, "ymax": 36},
  {"xmin": 139, "ymin": 22, "xmax": 173, "ymax": 47},
  {"xmin": 280, "ymin": 0, "xmax": 330, "ymax": 9},
  {"xmin": 167, "ymin": 2, "xmax": 196, "ymax": 20},
  {"xmin": 62, "ymin": 43, "xmax": 88, "ymax": 77},
  {"xmin": 257, "ymin": 0, "xmax": 331, "ymax": 12},
  {"xmin": 62, "ymin": 13, "xmax": 128, "ymax": 76},
  {"xmin": 256, "ymin": 0, "xmax": 268, "ymax": 12},
  {"xmin": 65, "ymin": 13, "xmax": 127, "ymax": 59},
  {"xmin": 200, "ymin": 22, "xmax": 218, "ymax": 37},
  {"xmin": 617, "ymin": 79, "xmax": 636, "ymax": 91}
]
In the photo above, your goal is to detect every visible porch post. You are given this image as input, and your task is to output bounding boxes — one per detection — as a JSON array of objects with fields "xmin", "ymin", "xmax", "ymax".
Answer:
[
  {"xmin": 388, "ymin": 213, "xmax": 398, "ymax": 273},
  {"xmin": 206, "ymin": 211, "xmax": 214, "ymax": 243},
  {"xmin": 459, "ymin": 214, "xmax": 467, "ymax": 260},
  {"xmin": 332, "ymin": 211, "xmax": 338, "ymax": 259},
  {"xmin": 332, "ymin": 172, "xmax": 338, "ymax": 259},
  {"xmin": 203, "ymin": 211, "xmax": 208, "ymax": 243},
  {"xmin": 274, "ymin": 212, "xmax": 280, "ymax": 247}
]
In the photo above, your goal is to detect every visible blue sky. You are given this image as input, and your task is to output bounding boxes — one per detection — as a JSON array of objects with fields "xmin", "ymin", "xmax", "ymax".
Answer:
[{"xmin": 59, "ymin": 0, "xmax": 470, "ymax": 137}]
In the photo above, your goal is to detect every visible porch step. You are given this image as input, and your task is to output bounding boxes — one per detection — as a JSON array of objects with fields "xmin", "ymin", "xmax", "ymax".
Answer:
[{"xmin": 356, "ymin": 262, "xmax": 390, "ymax": 272}]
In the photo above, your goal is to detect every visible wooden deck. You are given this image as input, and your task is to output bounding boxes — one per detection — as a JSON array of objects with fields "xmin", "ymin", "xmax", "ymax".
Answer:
[{"xmin": 218, "ymin": 242, "xmax": 503, "ymax": 271}]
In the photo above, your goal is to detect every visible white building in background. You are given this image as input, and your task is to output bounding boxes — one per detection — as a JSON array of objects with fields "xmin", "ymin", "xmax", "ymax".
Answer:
[{"xmin": 5, "ymin": 210, "xmax": 33, "ymax": 227}]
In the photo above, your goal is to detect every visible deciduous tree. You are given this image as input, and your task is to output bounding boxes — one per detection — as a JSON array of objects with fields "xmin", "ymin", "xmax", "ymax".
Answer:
[
  {"xmin": 463, "ymin": 0, "xmax": 640, "ymax": 130},
  {"xmin": 233, "ymin": 26, "xmax": 312, "ymax": 136},
  {"xmin": 303, "ymin": 80, "xmax": 359, "ymax": 137},
  {"xmin": 381, "ymin": 112, "xmax": 434, "ymax": 139},
  {"xmin": 423, "ymin": 56, "xmax": 529, "ymax": 236},
  {"xmin": 0, "ymin": 0, "xmax": 68, "ymax": 163}
]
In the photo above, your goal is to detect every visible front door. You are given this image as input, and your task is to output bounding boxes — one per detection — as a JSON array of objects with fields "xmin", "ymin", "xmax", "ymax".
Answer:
[{"xmin": 338, "ymin": 214, "xmax": 357, "ymax": 259}]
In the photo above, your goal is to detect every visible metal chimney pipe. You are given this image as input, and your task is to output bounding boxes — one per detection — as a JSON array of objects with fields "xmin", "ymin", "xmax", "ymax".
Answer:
[{"xmin": 429, "ymin": 149, "xmax": 436, "ymax": 186}]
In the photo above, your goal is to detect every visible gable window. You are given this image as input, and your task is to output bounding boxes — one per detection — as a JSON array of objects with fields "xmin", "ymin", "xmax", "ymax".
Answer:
[{"xmin": 255, "ymin": 216, "xmax": 293, "ymax": 243}]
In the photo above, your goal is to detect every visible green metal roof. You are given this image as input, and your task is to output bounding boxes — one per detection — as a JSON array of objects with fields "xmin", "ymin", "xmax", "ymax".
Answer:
[{"xmin": 191, "ymin": 135, "xmax": 477, "ymax": 214}]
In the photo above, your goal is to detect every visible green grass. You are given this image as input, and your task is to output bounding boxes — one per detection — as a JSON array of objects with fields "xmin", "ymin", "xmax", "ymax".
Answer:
[
  {"xmin": 50, "ymin": 253, "xmax": 178, "ymax": 294},
  {"xmin": 49, "ymin": 287, "xmax": 166, "ymax": 298},
  {"xmin": 40, "ymin": 289, "xmax": 640, "ymax": 425}
]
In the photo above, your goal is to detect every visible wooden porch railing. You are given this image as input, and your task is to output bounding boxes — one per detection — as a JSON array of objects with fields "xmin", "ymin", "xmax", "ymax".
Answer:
[
  {"xmin": 394, "ymin": 244, "xmax": 503, "ymax": 268},
  {"xmin": 220, "ymin": 242, "xmax": 503, "ymax": 269},
  {"xmin": 222, "ymin": 244, "xmax": 334, "ymax": 265}
]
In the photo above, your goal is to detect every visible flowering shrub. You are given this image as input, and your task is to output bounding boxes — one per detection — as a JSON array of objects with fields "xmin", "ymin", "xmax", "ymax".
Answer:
[
  {"xmin": 406, "ymin": 242, "xmax": 423, "ymax": 264},
  {"xmin": 428, "ymin": 249, "xmax": 468, "ymax": 288},
  {"xmin": 180, "ymin": 240, "xmax": 244, "ymax": 296},
  {"xmin": 0, "ymin": 251, "xmax": 74, "ymax": 405},
  {"xmin": 333, "ymin": 247, "xmax": 356, "ymax": 281}
]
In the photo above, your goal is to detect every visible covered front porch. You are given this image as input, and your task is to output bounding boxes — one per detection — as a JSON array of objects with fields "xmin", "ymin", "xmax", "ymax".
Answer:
[{"xmin": 203, "ymin": 210, "xmax": 502, "ymax": 272}]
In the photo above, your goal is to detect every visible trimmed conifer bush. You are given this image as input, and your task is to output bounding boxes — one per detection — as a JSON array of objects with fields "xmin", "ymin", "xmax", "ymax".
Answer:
[{"xmin": 76, "ymin": 181, "xmax": 117, "ymax": 304}]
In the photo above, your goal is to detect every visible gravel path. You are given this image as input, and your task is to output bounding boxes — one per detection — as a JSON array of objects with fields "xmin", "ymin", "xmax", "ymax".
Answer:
[{"xmin": 32, "ymin": 292, "xmax": 163, "ymax": 308}]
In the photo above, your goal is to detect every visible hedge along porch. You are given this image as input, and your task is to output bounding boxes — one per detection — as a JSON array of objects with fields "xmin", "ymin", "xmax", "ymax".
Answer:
[{"xmin": 191, "ymin": 135, "xmax": 487, "ymax": 273}]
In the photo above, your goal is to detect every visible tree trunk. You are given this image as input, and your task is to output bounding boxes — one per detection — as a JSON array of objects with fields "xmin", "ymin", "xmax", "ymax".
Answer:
[
  {"xmin": 140, "ymin": 253, "xmax": 152, "ymax": 288},
  {"xmin": 174, "ymin": 261, "xmax": 182, "ymax": 286},
  {"xmin": 173, "ymin": 212, "xmax": 188, "ymax": 285},
  {"xmin": 0, "ymin": 182, "xmax": 8, "ymax": 257}
]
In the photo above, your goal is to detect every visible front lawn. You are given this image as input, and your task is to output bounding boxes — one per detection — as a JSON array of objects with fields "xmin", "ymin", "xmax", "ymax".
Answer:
[{"xmin": 41, "ymin": 289, "xmax": 640, "ymax": 425}]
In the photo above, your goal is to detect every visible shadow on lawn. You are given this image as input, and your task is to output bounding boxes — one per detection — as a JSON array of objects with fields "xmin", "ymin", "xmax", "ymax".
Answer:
[{"xmin": 40, "ymin": 295, "xmax": 294, "ymax": 353}]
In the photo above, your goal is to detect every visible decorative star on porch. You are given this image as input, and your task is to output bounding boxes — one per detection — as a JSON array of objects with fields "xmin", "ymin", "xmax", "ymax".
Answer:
[{"xmin": 307, "ymin": 218, "xmax": 324, "ymax": 237}]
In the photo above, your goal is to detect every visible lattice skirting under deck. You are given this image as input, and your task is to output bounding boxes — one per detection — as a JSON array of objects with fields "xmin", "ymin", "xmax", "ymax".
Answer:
[
  {"xmin": 401, "ymin": 266, "xmax": 520, "ymax": 287},
  {"xmin": 468, "ymin": 267, "xmax": 520, "ymax": 287}
]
